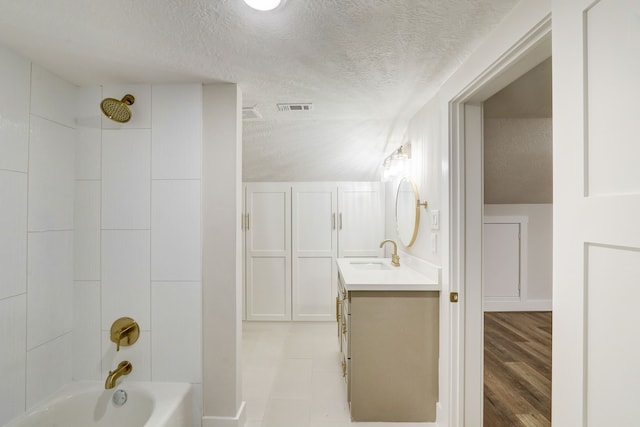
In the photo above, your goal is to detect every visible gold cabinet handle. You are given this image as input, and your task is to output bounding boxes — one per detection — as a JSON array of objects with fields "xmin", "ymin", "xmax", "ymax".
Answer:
[
  {"xmin": 336, "ymin": 297, "xmax": 340, "ymax": 322},
  {"xmin": 341, "ymin": 359, "xmax": 347, "ymax": 377}
]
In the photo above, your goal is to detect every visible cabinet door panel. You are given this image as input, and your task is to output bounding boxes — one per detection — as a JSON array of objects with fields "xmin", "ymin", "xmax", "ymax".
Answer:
[
  {"xmin": 245, "ymin": 183, "xmax": 291, "ymax": 321},
  {"xmin": 338, "ymin": 183, "xmax": 384, "ymax": 257},
  {"xmin": 293, "ymin": 257, "xmax": 336, "ymax": 320},
  {"xmin": 293, "ymin": 190, "xmax": 335, "ymax": 255},
  {"xmin": 292, "ymin": 183, "xmax": 337, "ymax": 320},
  {"xmin": 249, "ymin": 192, "xmax": 288, "ymax": 253},
  {"xmin": 247, "ymin": 257, "xmax": 289, "ymax": 318}
]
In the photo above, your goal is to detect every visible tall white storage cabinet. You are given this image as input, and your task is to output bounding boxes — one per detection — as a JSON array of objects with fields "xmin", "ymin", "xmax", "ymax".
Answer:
[
  {"xmin": 244, "ymin": 182, "xmax": 384, "ymax": 321},
  {"xmin": 244, "ymin": 183, "xmax": 291, "ymax": 321},
  {"xmin": 338, "ymin": 182, "xmax": 385, "ymax": 258},
  {"xmin": 292, "ymin": 183, "xmax": 338, "ymax": 321}
]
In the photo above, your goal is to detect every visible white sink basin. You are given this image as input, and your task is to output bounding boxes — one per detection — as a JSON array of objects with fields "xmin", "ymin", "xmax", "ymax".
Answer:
[
  {"xmin": 337, "ymin": 258, "xmax": 440, "ymax": 291},
  {"xmin": 349, "ymin": 261, "xmax": 392, "ymax": 270}
]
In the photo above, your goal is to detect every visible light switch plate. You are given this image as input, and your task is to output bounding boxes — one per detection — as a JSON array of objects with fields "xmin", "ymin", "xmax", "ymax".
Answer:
[{"xmin": 431, "ymin": 210, "xmax": 440, "ymax": 230}]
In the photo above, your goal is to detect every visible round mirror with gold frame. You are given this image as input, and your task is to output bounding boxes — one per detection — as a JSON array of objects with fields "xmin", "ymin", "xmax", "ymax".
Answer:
[{"xmin": 395, "ymin": 176, "xmax": 427, "ymax": 247}]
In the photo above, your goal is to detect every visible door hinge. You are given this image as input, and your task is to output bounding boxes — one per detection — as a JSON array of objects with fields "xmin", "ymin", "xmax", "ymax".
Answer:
[{"xmin": 450, "ymin": 292, "xmax": 459, "ymax": 303}]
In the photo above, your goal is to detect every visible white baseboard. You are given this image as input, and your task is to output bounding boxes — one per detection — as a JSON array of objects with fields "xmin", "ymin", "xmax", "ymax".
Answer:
[
  {"xmin": 484, "ymin": 299, "xmax": 552, "ymax": 312},
  {"xmin": 202, "ymin": 401, "xmax": 246, "ymax": 427}
]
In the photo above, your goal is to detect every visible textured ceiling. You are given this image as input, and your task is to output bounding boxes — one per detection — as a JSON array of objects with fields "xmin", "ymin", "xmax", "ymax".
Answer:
[{"xmin": 0, "ymin": 0, "xmax": 520, "ymax": 181}]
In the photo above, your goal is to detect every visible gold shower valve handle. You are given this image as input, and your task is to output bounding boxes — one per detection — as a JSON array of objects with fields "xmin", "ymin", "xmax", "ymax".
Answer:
[{"xmin": 110, "ymin": 317, "xmax": 140, "ymax": 351}]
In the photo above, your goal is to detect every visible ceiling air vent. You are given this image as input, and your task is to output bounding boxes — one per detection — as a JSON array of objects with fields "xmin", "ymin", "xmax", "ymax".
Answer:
[
  {"xmin": 242, "ymin": 106, "xmax": 262, "ymax": 120},
  {"xmin": 277, "ymin": 103, "xmax": 313, "ymax": 112}
]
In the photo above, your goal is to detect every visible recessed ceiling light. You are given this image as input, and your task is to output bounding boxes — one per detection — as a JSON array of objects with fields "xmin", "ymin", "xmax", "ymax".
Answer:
[{"xmin": 243, "ymin": 0, "xmax": 285, "ymax": 11}]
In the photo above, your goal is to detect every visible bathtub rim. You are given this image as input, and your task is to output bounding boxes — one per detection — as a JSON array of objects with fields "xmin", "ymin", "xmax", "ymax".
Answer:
[{"xmin": 3, "ymin": 380, "xmax": 194, "ymax": 427}]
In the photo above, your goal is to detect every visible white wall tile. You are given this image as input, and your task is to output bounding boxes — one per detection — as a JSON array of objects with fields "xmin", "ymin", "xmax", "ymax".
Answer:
[
  {"xmin": 0, "ymin": 171, "xmax": 27, "ymax": 299},
  {"xmin": 73, "ymin": 281, "xmax": 101, "ymax": 381},
  {"xmin": 101, "ymin": 230, "xmax": 150, "ymax": 330},
  {"xmin": 151, "ymin": 180, "xmax": 201, "ymax": 281},
  {"xmin": 26, "ymin": 231, "xmax": 74, "ymax": 349},
  {"xmin": 30, "ymin": 65, "xmax": 76, "ymax": 128},
  {"xmin": 101, "ymin": 84, "xmax": 151, "ymax": 129},
  {"xmin": 102, "ymin": 129, "xmax": 150, "ymax": 229},
  {"xmin": 74, "ymin": 181, "xmax": 100, "ymax": 280},
  {"xmin": 76, "ymin": 128, "xmax": 101, "ymax": 181},
  {"xmin": 101, "ymin": 330, "xmax": 151, "ymax": 382},
  {"xmin": 151, "ymin": 282, "xmax": 202, "ymax": 382},
  {"xmin": 75, "ymin": 87, "xmax": 102, "ymax": 180},
  {"xmin": 152, "ymin": 84, "xmax": 202, "ymax": 179},
  {"xmin": 76, "ymin": 86, "xmax": 102, "ymax": 130},
  {"xmin": 28, "ymin": 116, "xmax": 75, "ymax": 232},
  {"xmin": 0, "ymin": 46, "xmax": 30, "ymax": 173},
  {"xmin": 26, "ymin": 333, "xmax": 72, "ymax": 410},
  {"xmin": 0, "ymin": 294, "xmax": 27, "ymax": 426}
]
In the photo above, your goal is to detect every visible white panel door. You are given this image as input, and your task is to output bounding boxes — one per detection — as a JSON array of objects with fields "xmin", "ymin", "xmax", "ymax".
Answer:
[
  {"xmin": 483, "ymin": 223, "xmax": 520, "ymax": 298},
  {"xmin": 337, "ymin": 182, "xmax": 384, "ymax": 257},
  {"xmin": 553, "ymin": 1, "xmax": 640, "ymax": 425},
  {"xmin": 291, "ymin": 183, "xmax": 337, "ymax": 321},
  {"xmin": 245, "ymin": 183, "xmax": 291, "ymax": 321}
]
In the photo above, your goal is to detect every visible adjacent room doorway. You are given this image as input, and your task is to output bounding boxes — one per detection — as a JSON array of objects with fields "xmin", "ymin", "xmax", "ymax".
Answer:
[{"xmin": 448, "ymin": 17, "xmax": 552, "ymax": 427}]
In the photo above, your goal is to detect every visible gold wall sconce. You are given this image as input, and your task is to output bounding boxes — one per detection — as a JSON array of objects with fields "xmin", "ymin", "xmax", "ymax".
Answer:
[{"xmin": 382, "ymin": 143, "xmax": 412, "ymax": 181}]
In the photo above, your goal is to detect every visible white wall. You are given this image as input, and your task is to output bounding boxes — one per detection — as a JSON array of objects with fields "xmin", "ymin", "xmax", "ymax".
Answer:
[
  {"xmin": 0, "ymin": 46, "xmax": 76, "ymax": 424},
  {"xmin": 73, "ymin": 84, "xmax": 203, "ymax": 398},
  {"xmin": 202, "ymin": 84, "xmax": 244, "ymax": 427},
  {"xmin": 484, "ymin": 118, "xmax": 553, "ymax": 204},
  {"xmin": 384, "ymin": 97, "xmax": 442, "ymax": 267},
  {"xmin": 484, "ymin": 204, "xmax": 553, "ymax": 309}
]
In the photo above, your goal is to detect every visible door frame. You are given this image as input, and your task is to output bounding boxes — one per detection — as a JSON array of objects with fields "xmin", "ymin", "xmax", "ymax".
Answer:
[{"xmin": 448, "ymin": 17, "xmax": 551, "ymax": 426}]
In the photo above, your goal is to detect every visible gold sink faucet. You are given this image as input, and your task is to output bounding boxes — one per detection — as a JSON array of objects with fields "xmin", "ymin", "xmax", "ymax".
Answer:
[
  {"xmin": 379, "ymin": 239, "xmax": 400, "ymax": 267},
  {"xmin": 105, "ymin": 360, "xmax": 132, "ymax": 389}
]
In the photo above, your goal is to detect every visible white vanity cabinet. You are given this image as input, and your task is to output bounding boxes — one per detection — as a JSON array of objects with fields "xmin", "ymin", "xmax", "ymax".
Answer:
[
  {"xmin": 244, "ymin": 182, "xmax": 384, "ymax": 321},
  {"xmin": 337, "ymin": 258, "xmax": 440, "ymax": 422}
]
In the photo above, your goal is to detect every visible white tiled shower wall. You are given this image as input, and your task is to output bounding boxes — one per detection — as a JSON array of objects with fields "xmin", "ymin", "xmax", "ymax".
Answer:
[
  {"xmin": 0, "ymin": 45, "xmax": 203, "ymax": 424},
  {"xmin": 0, "ymin": 46, "xmax": 75, "ymax": 424}
]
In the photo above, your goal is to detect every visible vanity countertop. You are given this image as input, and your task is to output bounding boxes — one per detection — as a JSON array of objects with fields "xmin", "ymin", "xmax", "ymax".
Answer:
[{"xmin": 337, "ymin": 258, "xmax": 440, "ymax": 292}]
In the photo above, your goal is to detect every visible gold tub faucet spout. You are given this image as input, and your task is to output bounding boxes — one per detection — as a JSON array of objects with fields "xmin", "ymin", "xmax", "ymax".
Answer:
[
  {"xmin": 105, "ymin": 360, "xmax": 133, "ymax": 389},
  {"xmin": 379, "ymin": 239, "xmax": 400, "ymax": 267}
]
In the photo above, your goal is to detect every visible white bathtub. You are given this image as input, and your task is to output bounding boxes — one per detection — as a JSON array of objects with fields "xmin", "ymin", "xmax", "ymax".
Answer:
[{"xmin": 5, "ymin": 381, "xmax": 194, "ymax": 427}]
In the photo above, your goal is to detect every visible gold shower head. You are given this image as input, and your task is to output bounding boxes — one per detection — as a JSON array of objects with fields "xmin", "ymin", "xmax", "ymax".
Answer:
[{"xmin": 100, "ymin": 94, "xmax": 135, "ymax": 123}]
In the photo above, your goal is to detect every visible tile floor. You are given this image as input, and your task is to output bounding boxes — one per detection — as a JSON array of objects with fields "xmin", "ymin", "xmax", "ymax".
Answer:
[{"xmin": 242, "ymin": 321, "xmax": 432, "ymax": 427}]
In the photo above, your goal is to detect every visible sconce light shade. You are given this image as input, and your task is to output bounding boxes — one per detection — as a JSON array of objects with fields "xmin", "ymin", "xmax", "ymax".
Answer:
[
  {"xmin": 243, "ymin": 0, "xmax": 286, "ymax": 11},
  {"xmin": 382, "ymin": 143, "xmax": 412, "ymax": 181}
]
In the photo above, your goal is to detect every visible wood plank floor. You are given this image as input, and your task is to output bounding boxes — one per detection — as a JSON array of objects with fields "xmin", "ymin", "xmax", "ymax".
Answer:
[{"xmin": 484, "ymin": 311, "xmax": 552, "ymax": 427}]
